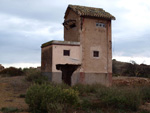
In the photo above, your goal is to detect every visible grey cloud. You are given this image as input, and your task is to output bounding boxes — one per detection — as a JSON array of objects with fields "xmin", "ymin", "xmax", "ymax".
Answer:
[
  {"xmin": 113, "ymin": 32, "xmax": 150, "ymax": 57},
  {"xmin": 0, "ymin": 0, "xmax": 65, "ymax": 23},
  {"xmin": 0, "ymin": 0, "xmax": 150, "ymax": 66},
  {"xmin": 0, "ymin": 22, "xmax": 63, "ymax": 64}
]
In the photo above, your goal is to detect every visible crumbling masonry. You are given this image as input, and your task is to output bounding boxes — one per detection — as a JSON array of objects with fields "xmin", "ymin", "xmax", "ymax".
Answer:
[{"xmin": 41, "ymin": 5, "xmax": 115, "ymax": 86}]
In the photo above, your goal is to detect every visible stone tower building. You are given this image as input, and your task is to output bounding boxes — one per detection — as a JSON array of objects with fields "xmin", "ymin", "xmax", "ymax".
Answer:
[{"xmin": 41, "ymin": 5, "xmax": 115, "ymax": 86}]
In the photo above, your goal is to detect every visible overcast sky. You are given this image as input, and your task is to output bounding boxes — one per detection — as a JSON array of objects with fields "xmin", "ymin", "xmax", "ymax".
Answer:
[{"xmin": 0, "ymin": 0, "xmax": 150, "ymax": 68}]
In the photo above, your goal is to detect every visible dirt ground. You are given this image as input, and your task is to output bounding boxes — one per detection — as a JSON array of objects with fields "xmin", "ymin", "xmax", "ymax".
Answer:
[
  {"xmin": 113, "ymin": 76, "xmax": 150, "ymax": 111},
  {"xmin": 0, "ymin": 76, "xmax": 30, "ymax": 113},
  {"xmin": 0, "ymin": 76, "xmax": 150, "ymax": 112},
  {"xmin": 112, "ymin": 76, "xmax": 150, "ymax": 86}
]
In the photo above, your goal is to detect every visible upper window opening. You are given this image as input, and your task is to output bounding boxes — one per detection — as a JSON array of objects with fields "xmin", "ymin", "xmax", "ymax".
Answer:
[
  {"xmin": 93, "ymin": 51, "xmax": 99, "ymax": 57},
  {"xmin": 63, "ymin": 19, "xmax": 76, "ymax": 30},
  {"xmin": 69, "ymin": 23, "xmax": 76, "ymax": 28},
  {"xmin": 96, "ymin": 23, "xmax": 105, "ymax": 28},
  {"xmin": 63, "ymin": 50, "xmax": 70, "ymax": 56},
  {"xmin": 96, "ymin": 23, "xmax": 99, "ymax": 26}
]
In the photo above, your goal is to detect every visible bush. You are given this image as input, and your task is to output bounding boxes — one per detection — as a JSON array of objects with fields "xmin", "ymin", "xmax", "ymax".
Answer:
[
  {"xmin": 96, "ymin": 87, "xmax": 141, "ymax": 111},
  {"xmin": 1, "ymin": 107, "xmax": 19, "ymax": 112},
  {"xmin": 73, "ymin": 84, "xmax": 99, "ymax": 96},
  {"xmin": 24, "ymin": 68, "xmax": 47, "ymax": 84},
  {"xmin": 25, "ymin": 83, "xmax": 150, "ymax": 113},
  {"xmin": 0, "ymin": 67, "xmax": 24, "ymax": 77},
  {"xmin": 19, "ymin": 94, "xmax": 26, "ymax": 98},
  {"xmin": 25, "ymin": 83, "xmax": 79, "ymax": 113},
  {"xmin": 140, "ymin": 85, "xmax": 150, "ymax": 103},
  {"xmin": 80, "ymin": 98, "xmax": 92, "ymax": 111},
  {"xmin": 73, "ymin": 84, "xmax": 143, "ymax": 111},
  {"xmin": 140, "ymin": 110, "xmax": 150, "ymax": 113}
]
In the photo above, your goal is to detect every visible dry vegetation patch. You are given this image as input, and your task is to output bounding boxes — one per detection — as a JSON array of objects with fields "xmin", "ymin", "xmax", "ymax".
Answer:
[
  {"xmin": 0, "ymin": 73, "xmax": 150, "ymax": 113},
  {"xmin": 0, "ymin": 76, "xmax": 30, "ymax": 112},
  {"xmin": 112, "ymin": 76, "xmax": 150, "ymax": 86}
]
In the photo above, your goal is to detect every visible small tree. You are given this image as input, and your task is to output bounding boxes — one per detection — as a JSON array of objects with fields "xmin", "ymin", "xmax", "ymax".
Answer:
[{"xmin": 123, "ymin": 61, "xmax": 140, "ymax": 77}]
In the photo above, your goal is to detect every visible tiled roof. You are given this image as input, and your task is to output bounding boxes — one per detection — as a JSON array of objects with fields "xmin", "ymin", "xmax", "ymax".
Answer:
[{"xmin": 67, "ymin": 5, "xmax": 115, "ymax": 20}]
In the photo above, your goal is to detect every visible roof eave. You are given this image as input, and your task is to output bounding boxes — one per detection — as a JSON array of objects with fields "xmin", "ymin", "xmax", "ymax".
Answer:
[{"xmin": 80, "ymin": 15, "xmax": 116, "ymax": 20}]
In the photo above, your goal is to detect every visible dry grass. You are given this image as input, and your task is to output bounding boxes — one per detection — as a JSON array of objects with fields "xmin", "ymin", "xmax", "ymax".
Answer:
[
  {"xmin": 0, "ymin": 76, "xmax": 30, "ymax": 112},
  {"xmin": 112, "ymin": 76, "xmax": 150, "ymax": 86},
  {"xmin": 0, "ymin": 75, "xmax": 150, "ymax": 113}
]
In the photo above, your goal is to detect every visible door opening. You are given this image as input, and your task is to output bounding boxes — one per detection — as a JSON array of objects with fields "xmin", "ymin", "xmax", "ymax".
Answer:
[{"xmin": 56, "ymin": 64, "xmax": 79, "ymax": 85}]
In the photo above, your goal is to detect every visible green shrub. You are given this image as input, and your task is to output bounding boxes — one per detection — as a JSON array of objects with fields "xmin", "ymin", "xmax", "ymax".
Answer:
[
  {"xmin": 140, "ymin": 85, "xmax": 150, "ymax": 102},
  {"xmin": 24, "ymin": 68, "xmax": 40, "ymax": 81},
  {"xmin": 55, "ymin": 82, "xmax": 70, "ymax": 89},
  {"xmin": 139, "ymin": 110, "xmax": 150, "ymax": 113},
  {"xmin": 47, "ymin": 102, "xmax": 64, "ymax": 113},
  {"xmin": 0, "ymin": 67, "xmax": 24, "ymax": 77},
  {"xmin": 25, "ymin": 83, "xmax": 79, "ymax": 113},
  {"xmin": 96, "ymin": 87, "xmax": 141, "ymax": 111},
  {"xmin": 19, "ymin": 94, "xmax": 26, "ymax": 98},
  {"xmin": 1, "ymin": 107, "xmax": 19, "ymax": 112},
  {"xmin": 62, "ymin": 88, "xmax": 79, "ymax": 105},
  {"xmin": 73, "ymin": 84, "xmax": 99, "ymax": 96},
  {"xmin": 25, "ymin": 83, "xmax": 150, "ymax": 113},
  {"xmin": 80, "ymin": 98, "xmax": 92, "ymax": 111},
  {"xmin": 25, "ymin": 68, "xmax": 47, "ymax": 84}
]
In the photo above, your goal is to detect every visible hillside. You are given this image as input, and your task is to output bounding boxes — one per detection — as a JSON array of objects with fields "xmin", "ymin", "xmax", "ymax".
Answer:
[{"xmin": 113, "ymin": 59, "xmax": 150, "ymax": 77}]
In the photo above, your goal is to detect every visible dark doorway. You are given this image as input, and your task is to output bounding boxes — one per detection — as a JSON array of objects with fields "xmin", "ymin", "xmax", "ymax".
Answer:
[{"xmin": 56, "ymin": 64, "xmax": 79, "ymax": 85}]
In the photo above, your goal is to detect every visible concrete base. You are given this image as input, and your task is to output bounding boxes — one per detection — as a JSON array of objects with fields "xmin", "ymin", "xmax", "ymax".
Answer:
[
  {"xmin": 72, "ymin": 72, "xmax": 111, "ymax": 86},
  {"xmin": 42, "ymin": 72, "xmax": 52, "ymax": 81},
  {"xmin": 42, "ymin": 72, "xmax": 62, "ymax": 83},
  {"xmin": 42, "ymin": 72, "xmax": 112, "ymax": 86}
]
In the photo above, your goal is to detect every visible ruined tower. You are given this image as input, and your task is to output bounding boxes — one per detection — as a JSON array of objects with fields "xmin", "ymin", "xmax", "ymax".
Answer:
[{"xmin": 41, "ymin": 5, "xmax": 115, "ymax": 86}]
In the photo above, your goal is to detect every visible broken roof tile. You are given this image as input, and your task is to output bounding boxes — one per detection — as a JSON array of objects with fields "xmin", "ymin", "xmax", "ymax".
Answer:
[{"xmin": 67, "ymin": 4, "xmax": 115, "ymax": 20}]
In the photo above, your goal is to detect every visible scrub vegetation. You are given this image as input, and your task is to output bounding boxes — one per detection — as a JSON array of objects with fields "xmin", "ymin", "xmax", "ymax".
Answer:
[
  {"xmin": 0, "ymin": 64, "xmax": 150, "ymax": 113},
  {"xmin": 0, "ymin": 67, "xmax": 24, "ymax": 77},
  {"xmin": 113, "ymin": 59, "xmax": 150, "ymax": 78},
  {"xmin": 25, "ymin": 82, "xmax": 150, "ymax": 113}
]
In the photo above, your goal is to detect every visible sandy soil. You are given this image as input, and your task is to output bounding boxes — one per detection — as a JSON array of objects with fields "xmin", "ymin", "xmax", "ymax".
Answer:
[{"xmin": 0, "ymin": 76, "xmax": 30, "ymax": 112}]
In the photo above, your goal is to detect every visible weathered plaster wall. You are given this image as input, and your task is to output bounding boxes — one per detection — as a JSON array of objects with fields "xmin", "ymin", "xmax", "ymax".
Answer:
[
  {"xmin": 42, "ymin": 9, "xmax": 113, "ymax": 86},
  {"xmin": 41, "ymin": 46, "xmax": 52, "ymax": 72},
  {"xmin": 107, "ymin": 20, "xmax": 112, "ymax": 84},
  {"xmin": 64, "ymin": 10, "xmax": 80, "ymax": 42},
  {"xmin": 41, "ymin": 44, "xmax": 81, "ymax": 84},
  {"xmin": 63, "ymin": 14, "xmax": 112, "ymax": 86},
  {"xmin": 64, "ymin": 14, "xmax": 112, "ymax": 74},
  {"xmin": 52, "ymin": 44, "xmax": 81, "ymax": 72},
  {"xmin": 80, "ymin": 18, "xmax": 111, "ymax": 73},
  {"xmin": 72, "ymin": 72, "xmax": 110, "ymax": 86}
]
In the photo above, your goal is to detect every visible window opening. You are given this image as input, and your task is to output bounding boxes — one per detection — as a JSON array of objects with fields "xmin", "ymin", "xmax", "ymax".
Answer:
[
  {"xmin": 96, "ymin": 23, "xmax": 105, "ymax": 28},
  {"xmin": 69, "ymin": 23, "xmax": 76, "ymax": 28},
  {"xmin": 63, "ymin": 20, "xmax": 76, "ymax": 30},
  {"xmin": 96, "ymin": 23, "xmax": 99, "ymax": 26},
  {"xmin": 93, "ymin": 51, "xmax": 99, "ymax": 57},
  {"xmin": 64, "ymin": 50, "xmax": 70, "ymax": 56}
]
